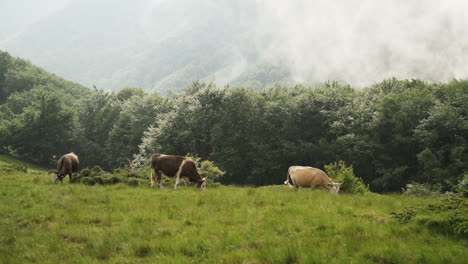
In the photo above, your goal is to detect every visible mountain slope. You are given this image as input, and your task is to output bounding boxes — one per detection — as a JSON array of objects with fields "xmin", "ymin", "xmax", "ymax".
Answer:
[{"xmin": 0, "ymin": 0, "xmax": 288, "ymax": 92}]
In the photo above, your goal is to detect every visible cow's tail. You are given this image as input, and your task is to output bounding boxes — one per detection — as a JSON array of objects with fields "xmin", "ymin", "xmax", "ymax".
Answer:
[
  {"xmin": 57, "ymin": 157, "xmax": 65, "ymax": 173},
  {"xmin": 284, "ymin": 168, "xmax": 294, "ymax": 188}
]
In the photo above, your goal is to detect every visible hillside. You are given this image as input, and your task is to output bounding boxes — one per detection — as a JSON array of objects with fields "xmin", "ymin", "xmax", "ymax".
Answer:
[
  {"xmin": 0, "ymin": 50, "xmax": 88, "ymax": 102},
  {"xmin": 0, "ymin": 156, "xmax": 466, "ymax": 263}
]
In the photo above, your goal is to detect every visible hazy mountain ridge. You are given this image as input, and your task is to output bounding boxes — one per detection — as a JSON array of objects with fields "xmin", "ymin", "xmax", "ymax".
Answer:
[
  {"xmin": 2, "ymin": 0, "xmax": 468, "ymax": 91},
  {"xmin": 0, "ymin": 0, "xmax": 288, "ymax": 92}
]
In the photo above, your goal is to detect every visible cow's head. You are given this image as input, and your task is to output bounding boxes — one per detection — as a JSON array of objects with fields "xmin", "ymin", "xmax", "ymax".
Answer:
[
  {"xmin": 196, "ymin": 177, "xmax": 207, "ymax": 191},
  {"xmin": 49, "ymin": 170, "xmax": 62, "ymax": 182},
  {"xmin": 328, "ymin": 182, "xmax": 342, "ymax": 194}
]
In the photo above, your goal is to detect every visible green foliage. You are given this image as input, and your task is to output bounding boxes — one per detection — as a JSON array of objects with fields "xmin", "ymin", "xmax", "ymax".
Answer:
[
  {"xmin": 188, "ymin": 156, "xmax": 225, "ymax": 182},
  {"xmin": 393, "ymin": 194, "xmax": 468, "ymax": 238},
  {"xmin": 69, "ymin": 173, "xmax": 82, "ymax": 184},
  {"xmin": 80, "ymin": 168, "xmax": 91, "ymax": 177},
  {"xmin": 0, "ymin": 56, "xmax": 467, "ymax": 192},
  {"xmin": 402, "ymin": 182, "xmax": 443, "ymax": 197},
  {"xmin": 325, "ymin": 161, "xmax": 369, "ymax": 194},
  {"xmin": 91, "ymin": 166, "xmax": 103, "ymax": 174},
  {"xmin": 94, "ymin": 176, "xmax": 105, "ymax": 185},
  {"xmin": 126, "ymin": 179, "xmax": 139, "ymax": 187},
  {"xmin": 81, "ymin": 177, "xmax": 95, "ymax": 186}
]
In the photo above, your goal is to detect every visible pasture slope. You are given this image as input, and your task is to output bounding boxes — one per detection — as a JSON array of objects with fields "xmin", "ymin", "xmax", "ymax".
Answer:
[{"xmin": 0, "ymin": 155, "xmax": 466, "ymax": 263}]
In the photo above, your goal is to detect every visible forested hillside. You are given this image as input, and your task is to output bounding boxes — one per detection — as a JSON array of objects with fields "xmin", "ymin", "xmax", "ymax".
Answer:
[{"xmin": 0, "ymin": 50, "xmax": 467, "ymax": 192}]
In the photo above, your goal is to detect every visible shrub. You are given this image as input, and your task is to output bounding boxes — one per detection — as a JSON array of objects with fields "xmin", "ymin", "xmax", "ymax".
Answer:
[
  {"xmin": 109, "ymin": 176, "xmax": 121, "ymax": 184},
  {"xmin": 94, "ymin": 176, "xmax": 104, "ymax": 185},
  {"xmin": 392, "ymin": 194, "xmax": 468, "ymax": 238},
  {"xmin": 80, "ymin": 168, "xmax": 91, "ymax": 177},
  {"xmin": 127, "ymin": 179, "xmax": 139, "ymax": 187},
  {"xmin": 188, "ymin": 156, "xmax": 225, "ymax": 182},
  {"xmin": 69, "ymin": 173, "xmax": 82, "ymax": 184},
  {"xmin": 81, "ymin": 177, "xmax": 95, "ymax": 186},
  {"xmin": 101, "ymin": 177, "xmax": 112, "ymax": 185},
  {"xmin": 91, "ymin": 166, "xmax": 103, "ymax": 174},
  {"xmin": 402, "ymin": 182, "xmax": 443, "ymax": 197},
  {"xmin": 113, "ymin": 168, "xmax": 124, "ymax": 175},
  {"xmin": 325, "ymin": 161, "xmax": 369, "ymax": 194}
]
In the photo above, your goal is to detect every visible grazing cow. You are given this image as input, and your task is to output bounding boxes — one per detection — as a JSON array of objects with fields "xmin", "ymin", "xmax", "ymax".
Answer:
[
  {"xmin": 150, "ymin": 154, "xmax": 207, "ymax": 191},
  {"xmin": 50, "ymin": 152, "xmax": 79, "ymax": 182},
  {"xmin": 284, "ymin": 166, "xmax": 342, "ymax": 193}
]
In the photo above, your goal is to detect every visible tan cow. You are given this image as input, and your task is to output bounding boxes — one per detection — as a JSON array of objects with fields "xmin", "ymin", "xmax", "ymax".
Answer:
[{"xmin": 284, "ymin": 166, "xmax": 342, "ymax": 193}]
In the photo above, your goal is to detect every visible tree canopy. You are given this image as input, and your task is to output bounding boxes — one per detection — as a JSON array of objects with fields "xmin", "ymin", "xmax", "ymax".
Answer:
[{"xmin": 1, "ymin": 50, "xmax": 467, "ymax": 192}]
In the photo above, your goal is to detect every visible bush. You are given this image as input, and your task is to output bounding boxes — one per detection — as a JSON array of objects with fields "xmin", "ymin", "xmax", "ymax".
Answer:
[
  {"xmin": 403, "ymin": 182, "xmax": 443, "ymax": 197},
  {"xmin": 188, "ymin": 156, "xmax": 225, "ymax": 182},
  {"xmin": 392, "ymin": 194, "xmax": 468, "ymax": 238},
  {"xmin": 109, "ymin": 176, "xmax": 121, "ymax": 184},
  {"xmin": 80, "ymin": 168, "xmax": 91, "ymax": 177},
  {"xmin": 81, "ymin": 177, "xmax": 95, "ymax": 186},
  {"xmin": 91, "ymin": 166, "xmax": 103, "ymax": 174},
  {"xmin": 101, "ymin": 177, "xmax": 112, "ymax": 185},
  {"xmin": 94, "ymin": 176, "xmax": 104, "ymax": 185},
  {"xmin": 127, "ymin": 179, "xmax": 139, "ymax": 187},
  {"xmin": 325, "ymin": 161, "xmax": 369, "ymax": 194},
  {"xmin": 69, "ymin": 173, "xmax": 82, "ymax": 184}
]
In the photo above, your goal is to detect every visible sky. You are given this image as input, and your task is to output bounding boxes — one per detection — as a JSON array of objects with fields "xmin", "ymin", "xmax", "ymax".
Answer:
[{"xmin": 1, "ymin": 0, "xmax": 468, "ymax": 88}]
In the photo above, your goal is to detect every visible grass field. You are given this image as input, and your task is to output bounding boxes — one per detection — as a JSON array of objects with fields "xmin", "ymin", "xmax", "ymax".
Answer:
[{"xmin": 0, "ymin": 155, "xmax": 466, "ymax": 263}]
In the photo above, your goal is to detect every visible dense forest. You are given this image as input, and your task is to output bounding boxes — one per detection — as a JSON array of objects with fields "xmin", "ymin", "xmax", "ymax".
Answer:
[{"xmin": 0, "ymin": 50, "xmax": 467, "ymax": 192}]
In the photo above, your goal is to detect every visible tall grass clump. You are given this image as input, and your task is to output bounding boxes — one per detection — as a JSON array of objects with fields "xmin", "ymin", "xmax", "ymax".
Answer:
[{"xmin": 325, "ymin": 161, "xmax": 369, "ymax": 194}]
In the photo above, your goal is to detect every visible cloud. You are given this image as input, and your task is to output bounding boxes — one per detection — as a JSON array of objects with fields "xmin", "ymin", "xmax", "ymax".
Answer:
[{"xmin": 254, "ymin": 0, "xmax": 468, "ymax": 86}]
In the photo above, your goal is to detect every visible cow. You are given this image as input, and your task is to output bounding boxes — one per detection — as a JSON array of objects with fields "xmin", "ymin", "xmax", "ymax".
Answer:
[
  {"xmin": 150, "ymin": 154, "xmax": 207, "ymax": 191},
  {"xmin": 50, "ymin": 152, "xmax": 79, "ymax": 182},
  {"xmin": 284, "ymin": 166, "xmax": 342, "ymax": 193}
]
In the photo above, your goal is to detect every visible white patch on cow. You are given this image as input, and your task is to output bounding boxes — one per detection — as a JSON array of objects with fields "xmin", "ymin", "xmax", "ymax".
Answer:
[
  {"xmin": 174, "ymin": 159, "xmax": 187, "ymax": 190},
  {"xmin": 329, "ymin": 183, "xmax": 342, "ymax": 194},
  {"xmin": 199, "ymin": 177, "xmax": 207, "ymax": 191}
]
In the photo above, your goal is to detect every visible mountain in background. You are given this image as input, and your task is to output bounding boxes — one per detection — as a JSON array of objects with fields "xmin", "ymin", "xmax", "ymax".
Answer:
[
  {"xmin": 2, "ymin": 0, "xmax": 468, "ymax": 92},
  {"xmin": 0, "ymin": 0, "xmax": 289, "ymax": 92}
]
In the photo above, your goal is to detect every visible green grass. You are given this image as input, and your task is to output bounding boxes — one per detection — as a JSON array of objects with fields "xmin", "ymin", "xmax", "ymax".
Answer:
[
  {"xmin": 0, "ymin": 157, "xmax": 466, "ymax": 263},
  {"xmin": 0, "ymin": 154, "xmax": 46, "ymax": 173}
]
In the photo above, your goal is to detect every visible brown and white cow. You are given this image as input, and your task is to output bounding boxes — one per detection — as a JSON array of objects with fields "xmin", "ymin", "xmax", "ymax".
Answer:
[
  {"xmin": 50, "ymin": 152, "xmax": 79, "ymax": 182},
  {"xmin": 150, "ymin": 154, "xmax": 207, "ymax": 191},
  {"xmin": 284, "ymin": 166, "xmax": 342, "ymax": 193}
]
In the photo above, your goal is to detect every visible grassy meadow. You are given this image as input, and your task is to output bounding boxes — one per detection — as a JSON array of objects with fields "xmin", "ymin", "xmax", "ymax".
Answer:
[{"xmin": 0, "ymin": 155, "xmax": 466, "ymax": 263}]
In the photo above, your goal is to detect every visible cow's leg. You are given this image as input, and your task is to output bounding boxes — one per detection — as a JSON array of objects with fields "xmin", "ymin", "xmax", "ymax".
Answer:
[
  {"xmin": 174, "ymin": 160, "xmax": 186, "ymax": 190},
  {"xmin": 156, "ymin": 170, "xmax": 163, "ymax": 188},
  {"xmin": 151, "ymin": 168, "xmax": 157, "ymax": 188}
]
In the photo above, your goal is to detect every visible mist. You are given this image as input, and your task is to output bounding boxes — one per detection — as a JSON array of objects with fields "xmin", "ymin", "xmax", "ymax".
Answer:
[
  {"xmin": 1, "ymin": 0, "xmax": 467, "ymax": 90},
  {"xmin": 254, "ymin": 0, "xmax": 468, "ymax": 86}
]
